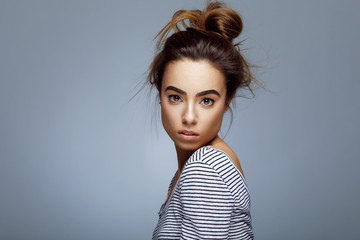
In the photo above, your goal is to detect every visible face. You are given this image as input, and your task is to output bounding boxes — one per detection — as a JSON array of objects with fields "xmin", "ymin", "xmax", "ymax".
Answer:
[{"xmin": 160, "ymin": 59, "xmax": 229, "ymax": 152}]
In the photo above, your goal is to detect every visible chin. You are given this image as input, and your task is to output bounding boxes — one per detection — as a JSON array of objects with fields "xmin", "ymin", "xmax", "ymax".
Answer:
[{"xmin": 175, "ymin": 141, "xmax": 207, "ymax": 152}]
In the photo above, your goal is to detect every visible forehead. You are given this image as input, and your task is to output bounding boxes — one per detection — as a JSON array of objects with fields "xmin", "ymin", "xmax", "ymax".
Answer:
[{"xmin": 162, "ymin": 59, "xmax": 226, "ymax": 93}]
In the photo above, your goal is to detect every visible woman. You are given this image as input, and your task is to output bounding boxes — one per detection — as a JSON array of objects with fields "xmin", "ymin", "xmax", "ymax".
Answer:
[{"xmin": 149, "ymin": 2, "xmax": 258, "ymax": 239}]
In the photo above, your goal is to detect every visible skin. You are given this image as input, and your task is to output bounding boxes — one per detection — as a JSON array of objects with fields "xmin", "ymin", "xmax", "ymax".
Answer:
[{"xmin": 160, "ymin": 59, "xmax": 244, "ymax": 203}]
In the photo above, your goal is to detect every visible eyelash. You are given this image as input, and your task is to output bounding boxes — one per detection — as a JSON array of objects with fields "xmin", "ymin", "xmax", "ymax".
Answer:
[
  {"xmin": 168, "ymin": 95, "xmax": 215, "ymax": 106},
  {"xmin": 201, "ymin": 98, "xmax": 215, "ymax": 106},
  {"xmin": 169, "ymin": 95, "xmax": 182, "ymax": 103}
]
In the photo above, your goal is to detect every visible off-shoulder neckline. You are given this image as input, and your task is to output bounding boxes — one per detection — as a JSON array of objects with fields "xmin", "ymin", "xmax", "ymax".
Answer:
[{"xmin": 203, "ymin": 146, "xmax": 246, "ymax": 180}]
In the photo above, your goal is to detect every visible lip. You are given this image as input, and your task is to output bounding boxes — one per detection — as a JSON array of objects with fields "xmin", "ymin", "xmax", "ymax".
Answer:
[{"xmin": 178, "ymin": 130, "xmax": 199, "ymax": 141}]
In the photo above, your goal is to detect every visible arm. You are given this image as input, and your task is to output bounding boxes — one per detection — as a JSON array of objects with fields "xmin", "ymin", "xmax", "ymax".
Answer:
[{"xmin": 179, "ymin": 161, "xmax": 234, "ymax": 240}]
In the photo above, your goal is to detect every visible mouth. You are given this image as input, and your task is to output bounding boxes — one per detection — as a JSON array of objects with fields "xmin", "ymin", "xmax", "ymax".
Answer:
[
  {"xmin": 179, "ymin": 130, "xmax": 199, "ymax": 136},
  {"xmin": 178, "ymin": 130, "xmax": 199, "ymax": 140}
]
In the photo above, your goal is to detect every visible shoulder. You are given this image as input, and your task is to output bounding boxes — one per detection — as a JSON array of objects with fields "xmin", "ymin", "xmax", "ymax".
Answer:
[
  {"xmin": 180, "ymin": 146, "xmax": 247, "ymax": 196},
  {"xmin": 185, "ymin": 146, "xmax": 241, "ymax": 178},
  {"xmin": 186, "ymin": 146, "xmax": 233, "ymax": 169},
  {"xmin": 210, "ymin": 140, "xmax": 245, "ymax": 177}
]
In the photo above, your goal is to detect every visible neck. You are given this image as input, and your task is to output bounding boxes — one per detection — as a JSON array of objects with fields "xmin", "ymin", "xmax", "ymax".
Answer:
[
  {"xmin": 208, "ymin": 135, "xmax": 223, "ymax": 148},
  {"xmin": 175, "ymin": 145, "xmax": 195, "ymax": 173}
]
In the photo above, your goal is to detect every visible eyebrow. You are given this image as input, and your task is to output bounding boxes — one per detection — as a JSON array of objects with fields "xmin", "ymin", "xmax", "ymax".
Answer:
[
  {"xmin": 196, "ymin": 90, "xmax": 220, "ymax": 97},
  {"xmin": 164, "ymin": 86, "xmax": 221, "ymax": 97},
  {"xmin": 164, "ymin": 86, "xmax": 186, "ymax": 95}
]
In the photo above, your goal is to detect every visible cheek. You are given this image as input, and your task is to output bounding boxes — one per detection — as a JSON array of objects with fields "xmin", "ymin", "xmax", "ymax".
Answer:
[
  {"xmin": 202, "ymin": 107, "xmax": 225, "ymax": 131},
  {"xmin": 161, "ymin": 105, "xmax": 176, "ymax": 133},
  {"xmin": 161, "ymin": 107, "xmax": 169, "ymax": 128}
]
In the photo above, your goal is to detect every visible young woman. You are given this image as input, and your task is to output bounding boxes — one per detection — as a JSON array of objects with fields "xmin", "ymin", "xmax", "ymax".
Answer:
[{"xmin": 149, "ymin": 2, "xmax": 258, "ymax": 239}]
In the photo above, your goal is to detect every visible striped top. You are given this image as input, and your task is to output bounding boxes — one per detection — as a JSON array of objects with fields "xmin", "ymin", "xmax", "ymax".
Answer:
[{"xmin": 153, "ymin": 146, "xmax": 253, "ymax": 239}]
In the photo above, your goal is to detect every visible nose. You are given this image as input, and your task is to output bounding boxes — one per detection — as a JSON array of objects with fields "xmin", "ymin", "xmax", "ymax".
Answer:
[{"xmin": 182, "ymin": 102, "xmax": 197, "ymax": 125}]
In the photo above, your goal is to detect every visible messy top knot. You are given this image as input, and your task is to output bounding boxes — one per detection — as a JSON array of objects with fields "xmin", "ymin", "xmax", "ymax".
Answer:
[
  {"xmin": 204, "ymin": 3, "xmax": 242, "ymax": 41},
  {"xmin": 156, "ymin": 2, "xmax": 243, "ymax": 48},
  {"xmin": 149, "ymin": 1, "xmax": 260, "ymax": 104}
]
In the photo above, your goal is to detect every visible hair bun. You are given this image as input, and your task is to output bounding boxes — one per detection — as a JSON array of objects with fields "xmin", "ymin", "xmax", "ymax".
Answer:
[
  {"xmin": 155, "ymin": 2, "xmax": 243, "ymax": 48},
  {"xmin": 203, "ymin": 2, "xmax": 243, "ymax": 41}
]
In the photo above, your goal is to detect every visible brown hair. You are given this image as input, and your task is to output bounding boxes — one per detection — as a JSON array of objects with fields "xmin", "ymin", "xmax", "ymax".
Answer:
[{"xmin": 148, "ymin": 1, "xmax": 260, "ymax": 104}]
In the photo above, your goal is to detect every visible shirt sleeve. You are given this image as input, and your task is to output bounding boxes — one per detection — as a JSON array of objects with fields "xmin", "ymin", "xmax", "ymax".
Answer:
[{"xmin": 178, "ymin": 161, "xmax": 234, "ymax": 240}]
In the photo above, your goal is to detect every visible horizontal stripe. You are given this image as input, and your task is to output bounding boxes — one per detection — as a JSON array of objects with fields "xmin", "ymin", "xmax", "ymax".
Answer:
[{"xmin": 153, "ymin": 146, "xmax": 253, "ymax": 240}]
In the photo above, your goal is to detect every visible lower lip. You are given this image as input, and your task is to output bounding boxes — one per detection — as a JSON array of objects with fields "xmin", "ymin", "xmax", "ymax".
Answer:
[{"xmin": 179, "ymin": 133, "xmax": 198, "ymax": 141}]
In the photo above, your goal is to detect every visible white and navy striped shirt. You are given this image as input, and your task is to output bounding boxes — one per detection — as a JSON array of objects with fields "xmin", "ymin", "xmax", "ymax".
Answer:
[{"xmin": 153, "ymin": 146, "xmax": 253, "ymax": 239}]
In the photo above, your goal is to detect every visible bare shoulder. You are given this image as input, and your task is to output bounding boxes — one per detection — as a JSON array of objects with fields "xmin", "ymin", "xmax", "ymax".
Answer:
[{"xmin": 209, "ymin": 139, "xmax": 245, "ymax": 178}]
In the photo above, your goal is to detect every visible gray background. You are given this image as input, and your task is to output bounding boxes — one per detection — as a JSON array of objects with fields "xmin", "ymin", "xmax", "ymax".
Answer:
[{"xmin": 1, "ymin": 0, "xmax": 359, "ymax": 239}]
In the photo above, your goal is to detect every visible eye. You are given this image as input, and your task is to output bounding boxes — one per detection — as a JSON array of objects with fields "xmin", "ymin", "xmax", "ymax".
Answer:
[
  {"xmin": 201, "ymin": 98, "xmax": 215, "ymax": 106},
  {"xmin": 169, "ymin": 95, "xmax": 182, "ymax": 103}
]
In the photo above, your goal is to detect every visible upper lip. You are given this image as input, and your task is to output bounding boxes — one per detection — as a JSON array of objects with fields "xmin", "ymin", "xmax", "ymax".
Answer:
[{"xmin": 178, "ymin": 130, "xmax": 199, "ymax": 136}]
